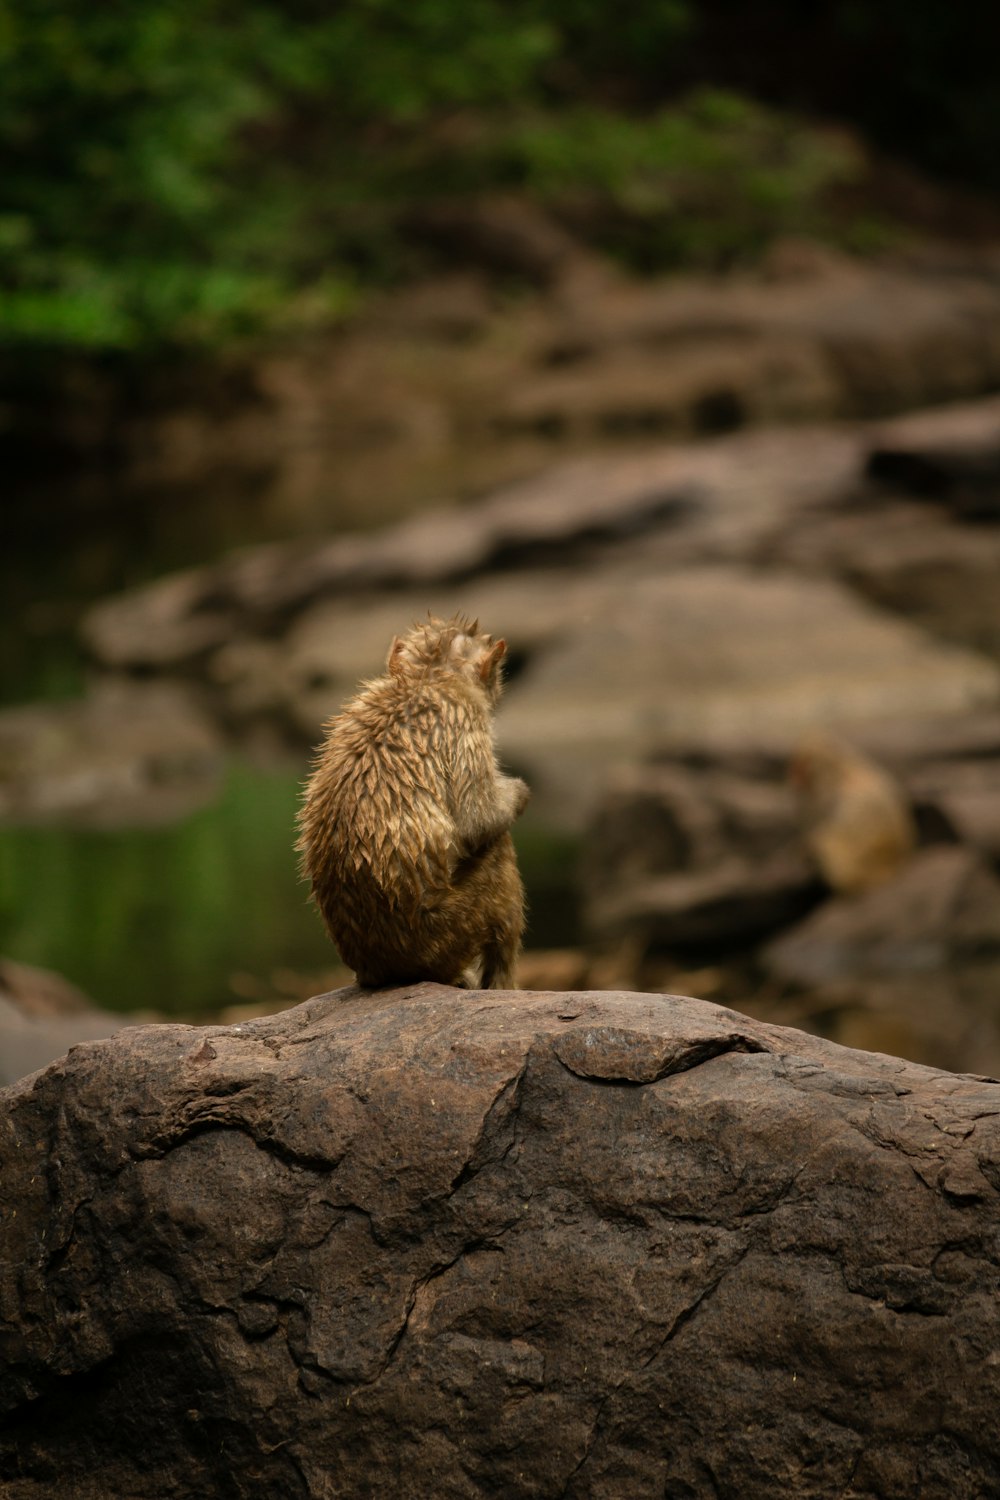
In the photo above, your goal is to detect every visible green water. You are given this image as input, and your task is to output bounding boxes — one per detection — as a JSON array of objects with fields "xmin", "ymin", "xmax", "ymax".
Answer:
[
  {"xmin": 0, "ymin": 758, "xmax": 581, "ymax": 1017},
  {"xmin": 0, "ymin": 761, "xmax": 334, "ymax": 1016}
]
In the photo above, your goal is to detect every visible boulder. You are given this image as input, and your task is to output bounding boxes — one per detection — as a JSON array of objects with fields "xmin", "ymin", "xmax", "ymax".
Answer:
[
  {"xmin": 907, "ymin": 757, "xmax": 1000, "ymax": 862},
  {"xmin": 402, "ymin": 195, "xmax": 612, "ymax": 289},
  {"xmin": 866, "ymin": 393, "xmax": 1000, "ymax": 520},
  {"xmin": 495, "ymin": 566, "xmax": 1000, "ymax": 824},
  {"xmin": 0, "ymin": 957, "xmax": 95, "ymax": 1018},
  {"xmin": 761, "ymin": 848, "xmax": 1000, "ymax": 1076},
  {"xmin": 767, "ymin": 395, "xmax": 1000, "ymax": 656},
  {"xmin": 521, "ymin": 256, "xmax": 1000, "ymax": 429},
  {"xmin": 2, "ymin": 985, "xmax": 1000, "ymax": 1499}
]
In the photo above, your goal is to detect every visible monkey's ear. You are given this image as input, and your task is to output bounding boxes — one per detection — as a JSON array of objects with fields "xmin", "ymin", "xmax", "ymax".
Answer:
[
  {"xmin": 387, "ymin": 637, "xmax": 405, "ymax": 675},
  {"xmin": 479, "ymin": 638, "xmax": 506, "ymax": 683}
]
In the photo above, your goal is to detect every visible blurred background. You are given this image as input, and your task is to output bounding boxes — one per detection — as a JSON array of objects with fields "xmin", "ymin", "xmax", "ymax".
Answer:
[{"xmin": 3, "ymin": 0, "xmax": 1000, "ymax": 1081}]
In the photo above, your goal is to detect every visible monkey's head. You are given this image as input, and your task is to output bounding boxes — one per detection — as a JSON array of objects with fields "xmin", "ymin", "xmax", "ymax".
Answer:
[{"xmin": 387, "ymin": 614, "xmax": 509, "ymax": 703}]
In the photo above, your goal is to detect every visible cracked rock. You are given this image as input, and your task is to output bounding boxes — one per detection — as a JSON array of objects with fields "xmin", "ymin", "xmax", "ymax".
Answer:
[{"xmin": 2, "ymin": 985, "xmax": 1000, "ymax": 1498}]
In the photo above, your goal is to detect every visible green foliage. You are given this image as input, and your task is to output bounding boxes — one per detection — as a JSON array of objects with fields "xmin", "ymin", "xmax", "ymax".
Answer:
[
  {"xmin": 476, "ymin": 91, "xmax": 864, "ymax": 267},
  {"xmin": 0, "ymin": 0, "xmax": 370, "ymax": 347},
  {"xmin": 0, "ymin": 0, "xmax": 890, "ymax": 351}
]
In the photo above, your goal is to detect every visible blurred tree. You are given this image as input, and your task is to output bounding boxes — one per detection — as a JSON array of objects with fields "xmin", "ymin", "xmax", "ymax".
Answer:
[
  {"xmin": 1, "ymin": 0, "xmax": 996, "ymax": 353},
  {"xmin": 0, "ymin": 0, "xmax": 570, "ymax": 346}
]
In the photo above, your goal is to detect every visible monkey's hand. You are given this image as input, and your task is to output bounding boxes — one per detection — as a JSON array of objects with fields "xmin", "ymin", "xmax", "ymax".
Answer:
[{"xmin": 502, "ymin": 775, "xmax": 531, "ymax": 822}]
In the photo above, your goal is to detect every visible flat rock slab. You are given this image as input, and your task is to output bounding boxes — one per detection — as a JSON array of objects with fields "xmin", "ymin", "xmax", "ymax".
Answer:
[{"xmin": 2, "ymin": 986, "xmax": 1000, "ymax": 1498}]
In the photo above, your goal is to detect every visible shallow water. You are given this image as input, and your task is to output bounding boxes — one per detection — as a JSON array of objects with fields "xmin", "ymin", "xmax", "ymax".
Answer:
[{"xmin": 0, "ymin": 761, "xmax": 333, "ymax": 1015}]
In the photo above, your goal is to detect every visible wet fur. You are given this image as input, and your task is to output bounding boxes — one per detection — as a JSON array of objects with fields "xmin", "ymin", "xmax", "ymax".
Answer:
[{"xmin": 297, "ymin": 615, "xmax": 528, "ymax": 988}]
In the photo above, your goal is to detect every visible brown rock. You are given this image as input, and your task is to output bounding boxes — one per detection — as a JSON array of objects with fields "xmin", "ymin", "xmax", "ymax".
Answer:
[
  {"xmin": 4, "ymin": 985, "xmax": 999, "ymax": 1498},
  {"xmin": 907, "ymin": 757, "xmax": 1000, "ymax": 862},
  {"xmin": 866, "ymin": 394, "xmax": 1000, "ymax": 520},
  {"xmin": 766, "ymin": 396, "xmax": 1000, "ymax": 657},
  {"xmin": 591, "ymin": 856, "xmax": 821, "ymax": 955},
  {"xmin": 581, "ymin": 761, "xmax": 820, "ymax": 955},
  {"xmin": 498, "ymin": 338, "xmax": 840, "ymax": 437},
  {"xmin": 0, "ymin": 958, "xmax": 94, "ymax": 1019},
  {"xmin": 403, "ymin": 195, "xmax": 610, "ymax": 288}
]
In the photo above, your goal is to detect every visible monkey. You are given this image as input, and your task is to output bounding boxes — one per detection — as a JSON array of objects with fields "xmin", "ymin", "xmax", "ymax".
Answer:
[
  {"xmin": 297, "ymin": 614, "xmax": 529, "ymax": 989},
  {"xmin": 788, "ymin": 731, "xmax": 916, "ymax": 895}
]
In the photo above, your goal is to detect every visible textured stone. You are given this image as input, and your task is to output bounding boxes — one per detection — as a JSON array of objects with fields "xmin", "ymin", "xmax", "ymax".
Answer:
[{"xmin": 3, "ymin": 985, "xmax": 1000, "ymax": 1499}]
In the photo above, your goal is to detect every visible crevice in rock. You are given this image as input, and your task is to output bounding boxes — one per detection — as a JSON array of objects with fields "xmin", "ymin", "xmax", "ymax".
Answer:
[
  {"xmin": 137, "ymin": 1115, "xmax": 343, "ymax": 1175},
  {"xmin": 449, "ymin": 1061, "xmax": 529, "ymax": 1193}
]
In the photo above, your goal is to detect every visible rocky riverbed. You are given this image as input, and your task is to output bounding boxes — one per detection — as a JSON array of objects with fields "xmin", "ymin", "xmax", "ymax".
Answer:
[{"xmin": 3, "ymin": 248, "xmax": 1000, "ymax": 1076}]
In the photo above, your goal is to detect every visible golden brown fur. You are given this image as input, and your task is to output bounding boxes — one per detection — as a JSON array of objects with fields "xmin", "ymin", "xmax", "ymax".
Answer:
[
  {"xmin": 789, "ymin": 731, "xmax": 916, "ymax": 894},
  {"xmin": 297, "ymin": 615, "xmax": 529, "ymax": 988}
]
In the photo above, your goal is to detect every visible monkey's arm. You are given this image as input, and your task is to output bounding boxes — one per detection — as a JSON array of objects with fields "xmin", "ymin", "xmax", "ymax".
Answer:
[{"xmin": 448, "ymin": 734, "xmax": 529, "ymax": 855}]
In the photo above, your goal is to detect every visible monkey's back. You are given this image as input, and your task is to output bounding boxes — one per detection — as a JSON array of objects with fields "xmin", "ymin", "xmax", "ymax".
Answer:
[{"xmin": 298, "ymin": 672, "xmax": 518, "ymax": 985}]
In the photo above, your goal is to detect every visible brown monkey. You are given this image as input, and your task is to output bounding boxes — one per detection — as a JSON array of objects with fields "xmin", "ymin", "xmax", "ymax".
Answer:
[
  {"xmin": 789, "ymin": 731, "xmax": 916, "ymax": 894},
  {"xmin": 297, "ymin": 615, "xmax": 529, "ymax": 988}
]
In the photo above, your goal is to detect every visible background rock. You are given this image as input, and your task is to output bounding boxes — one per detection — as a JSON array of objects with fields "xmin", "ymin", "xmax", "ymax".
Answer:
[
  {"xmin": 763, "ymin": 846, "xmax": 1000, "ymax": 988},
  {"xmin": 760, "ymin": 848, "xmax": 1000, "ymax": 1074},
  {"xmin": 69, "ymin": 401, "xmax": 1000, "ymax": 835},
  {"xmin": 0, "ymin": 681, "xmax": 223, "ymax": 828},
  {"xmin": 2, "ymin": 985, "xmax": 1000, "ymax": 1499},
  {"xmin": 0, "ymin": 960, "xmax": 126, "ymax": 1086}
]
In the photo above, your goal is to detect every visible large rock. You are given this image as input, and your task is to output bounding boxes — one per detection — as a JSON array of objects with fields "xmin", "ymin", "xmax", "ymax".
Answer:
[
  {"xmin": 3, "ymin": 985, "xmax": 1000, "ymax": 1498},
  {"xmin": 496, "ymin": 565, "xmax": 1000, "ymax": 822},
  {"xmin": 61, "ymin": 397, "xmax": 1000, "ymax": 833},
  {"xmin": 506, "ymin": 254, "xmax": 1000, "ymax": 434},
  {"xmin": 764, "ymin": 846, "xmax": 1000, "ymax": 988},
  {"xmin": 768, "ymin": 394, "xmax": 1000, "ymax": 656}
]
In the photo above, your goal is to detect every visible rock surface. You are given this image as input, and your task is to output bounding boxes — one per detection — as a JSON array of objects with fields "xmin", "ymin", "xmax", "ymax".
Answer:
[
  {"xmin": 3, "ymin": 984, "xmax": 1000, "ymax": 1499},
  {"xmin": 25, "ymin": 248, "xmax": 1000, "ymax": 508}
]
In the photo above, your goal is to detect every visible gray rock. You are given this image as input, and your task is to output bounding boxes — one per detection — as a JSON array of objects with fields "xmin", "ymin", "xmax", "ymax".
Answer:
[
  {"xmin": 763, "ymin": 846, "xmax": 1000, "ymax": 987},
  {"xmin": 3, "ymin": 985, "xmax": 1000, "ymax": 1498},
  {"xmin": 907, "ymin": 758, "xmax": 1000, "ymax": 862},
  {"xmin": 0, "ymin": 681, "xmax": 224, "ymax": 827},
  {"xmin": 497, "ymin": 566, "xmax": 1000, "ymax": 825},
  {"xmin": 0, "ymin": 994, "xmax": 125, "ymax": 1087},
  {"xmin": 767, "ymin": 394, "xmax": 1000, "ymax": 656},
  {"xmin": 514, "ymin": 255, "xmax": 1000, "ymax": 432},
  {"xmin": 590, "ymin": 855, "xmax": 820, "ymax": 952}
]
